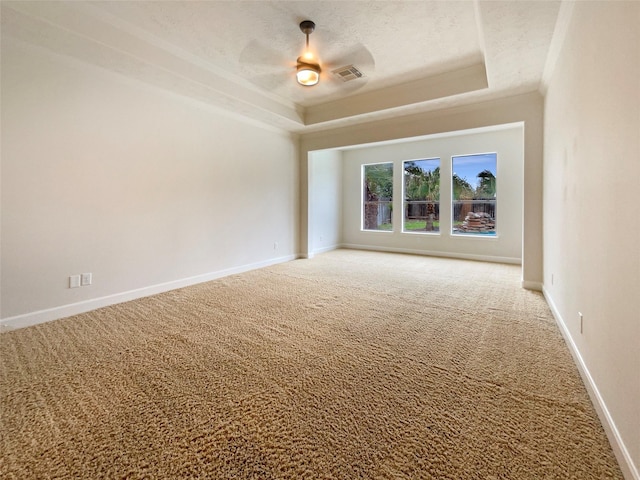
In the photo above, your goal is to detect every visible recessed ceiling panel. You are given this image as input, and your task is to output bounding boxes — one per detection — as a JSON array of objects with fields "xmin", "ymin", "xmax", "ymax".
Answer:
[
  {"xmin": 89, "ymin": 0, "xmax": 483, "ymax": 106},
  {"xmin": 1, "ymin": 0, "xmax": 562, "ymax": 132}
]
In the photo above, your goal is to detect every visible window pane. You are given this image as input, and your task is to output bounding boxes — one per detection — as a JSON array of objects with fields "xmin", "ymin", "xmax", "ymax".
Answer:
[
  {"xmin": 403, "ymin": 159, "xmax": 440, "ymax": 233},
  {"xmin": 363, "ymin": 163, "xmax": 393, "ymax": 231},
  {"xmin": 452, "ymin": 153, "xmax": 497, "ymax": 236}
]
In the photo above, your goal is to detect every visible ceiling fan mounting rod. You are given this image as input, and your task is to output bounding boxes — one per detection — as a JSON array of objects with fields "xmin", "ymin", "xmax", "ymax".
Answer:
[
  {"xmin": 296, "ymin": 20, "xmax": 320, "ymax": 86},
  {"xmin": 300, "ymin": 20, "xmax": 315, "ymax": 49}
]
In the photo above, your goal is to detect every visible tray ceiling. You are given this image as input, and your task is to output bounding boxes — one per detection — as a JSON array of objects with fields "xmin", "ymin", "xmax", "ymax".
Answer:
[{"xmin": 1, "ymin": 1, "xmax": 563, "ymax": 132}]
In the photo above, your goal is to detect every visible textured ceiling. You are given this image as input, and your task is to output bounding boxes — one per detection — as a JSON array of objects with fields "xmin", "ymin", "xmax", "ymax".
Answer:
[{"xmin": 1, "ymin": 1, "xmax": 562, "ymax": 132}]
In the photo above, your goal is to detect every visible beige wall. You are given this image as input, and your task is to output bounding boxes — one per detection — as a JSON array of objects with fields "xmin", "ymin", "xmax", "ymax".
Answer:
[
  {"xmin": 301, "ymin": 92, "xmax": 543, "ymax": 287},
  {"xmin": 1, "ymin": 38, "xmax": 299, "ymax": 325},
  {"xmin": 338, "ymin": 126, "xmax": 523, "ymax": 263},
  {"xmin": 2, "ymin": 2, "xmax": 637, "ymax": 476},
  {"xmin": 542, "ymin": 1, "xmax": 640, "ymax": 477},
  {"xmin": 308, "ymin": 149, "xmax": 343, "ymax": 255}
]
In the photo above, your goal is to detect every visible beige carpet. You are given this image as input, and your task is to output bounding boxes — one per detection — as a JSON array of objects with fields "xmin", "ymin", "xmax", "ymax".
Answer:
[{"xmin": 0, "ymin": 250, "xmax": 623, "ymax": 479}]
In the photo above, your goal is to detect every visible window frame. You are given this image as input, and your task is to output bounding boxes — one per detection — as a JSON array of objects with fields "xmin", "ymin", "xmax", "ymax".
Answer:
[
  {"xmin": 450, "ymin": 152, "xmax": 498, "ymax": 238},
  {"xmin": 361, "ymin": 161, "xmax": 394, "ymax": 233},
  {"xmin": 402, "ymin": 157, "xmax": 441, "ymax": 235}
]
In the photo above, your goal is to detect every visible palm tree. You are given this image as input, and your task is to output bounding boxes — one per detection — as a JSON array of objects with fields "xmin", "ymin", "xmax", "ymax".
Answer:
[
  {"xmin": 476, "ymin": 169, "xmax": 496, "ymax": 199},
  {"xmin": 452, "ymin": 174, "xmax": 474, "ymax": 200},
  {"xmin": 404, "ymin": 163, "xmax": 440, "ymax": 231},
  {"xmin": 404, "ymin": 164, "xmax": 440, "ymax": 200},
  {"xmin": 364, "ymin": 164, "xmax": 393, "ymax": 229},
  {"xmin": 452, "ymin": 174, "xmax": 475, "ymax": 223}
]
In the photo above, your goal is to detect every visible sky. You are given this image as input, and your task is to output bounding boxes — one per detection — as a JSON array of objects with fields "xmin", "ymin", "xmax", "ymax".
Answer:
[
  {"xmin": 407, "ymin": 153, "xmax": 497, "ymax": 190},
  {"xmin": 452, "ymin": 153, "xmax": 497, "ymax": 188}
]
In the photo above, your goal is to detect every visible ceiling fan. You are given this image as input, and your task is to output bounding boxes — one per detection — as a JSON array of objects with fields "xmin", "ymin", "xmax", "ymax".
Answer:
[
  {"xmin": 295, "ymin": 20, "xmax": 372, "ymax": 88},
  {"xmin": 238, "ymin": 19, "xmax": 374, "ymax": 94}
]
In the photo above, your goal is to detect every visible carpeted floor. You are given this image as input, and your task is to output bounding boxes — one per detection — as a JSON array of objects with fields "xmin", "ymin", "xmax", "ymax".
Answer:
[{"xmin": 0, "ymin": 250, "xmax": 623, "ymax": 479}]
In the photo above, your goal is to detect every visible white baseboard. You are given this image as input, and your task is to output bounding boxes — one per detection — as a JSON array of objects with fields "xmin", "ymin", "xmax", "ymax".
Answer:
[
  {"xmin": 0, "ymin": 254, "xmax": 298, "ymax": 332},
  {"xmin": 340, "ymin": 244, "xmax": 542, "ymax": 290},
  {"xmin": 543, "ymin": 287, "xmax": 639, "ymax": 480},
  {"xmin": 341, "ymin": 243, "xmax": 521, "ymax": 265},
  {"xmin": 310, "ymin": 244, "xmax": 341, "ymax": 256},
  {"xmin": 521, "ymin": 280, "xmax": 543, "ymax": 291}
]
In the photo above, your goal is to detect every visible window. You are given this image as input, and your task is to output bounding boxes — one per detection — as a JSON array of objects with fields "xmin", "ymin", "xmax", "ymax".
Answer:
[
  {"xmin": 451, "ymin": 153, "xmax": 497, "ymax": 236},
  {"xmin": 362, "ymin": 162, "xmax": 393, "ymax": 231},
  {"xmin": 403, "ymin": 159, "xmax": 440, "ymax": 233}
]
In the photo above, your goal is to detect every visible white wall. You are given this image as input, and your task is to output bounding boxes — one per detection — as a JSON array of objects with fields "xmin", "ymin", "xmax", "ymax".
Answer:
[
  {"xmin": 1, "ymin": 38, "xmax": 299, "ymax": 326},
  {"xmin": 301, "ymin": 92, "xmax": 543, "ymax": 287},
  {"xmin": 340, "ymin": 126, "xmax": 523, "ymax": 263},
  {"xmin": 542, "ymin": 1, "xmax": 640, "ymax": 478},
  {"xmin": 308, "ymin": 150, "xmax": 342, "ymax": 255}
]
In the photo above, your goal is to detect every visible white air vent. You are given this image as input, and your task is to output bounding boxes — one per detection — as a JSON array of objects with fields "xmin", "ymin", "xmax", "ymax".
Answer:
[{"xmin": 332, "ymin": 65, "xmax": 364, "ymax": 82}]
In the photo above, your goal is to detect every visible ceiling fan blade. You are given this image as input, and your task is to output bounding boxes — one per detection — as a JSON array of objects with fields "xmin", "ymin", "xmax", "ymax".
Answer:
[
  {"xmin": 239, "ymin": 39, "xmax": 290, "ymax": 69},
  {"xmin": 238, "ymin": 39, "xmax": 296, "ymax": 90},
  {"xmin": 319, "ymin": 43, "xmax": 375, "ymax": 93},
  {"xmin": 249, "ymin": 71, "xmax": 293, "ymax": 92},
  {"xmin": 323, "ymin": 43, "xmax": 375, "ymax": 76},
  {"xmin": 306, "ymin": 45, "xmax": 370, "ymax": 96}
]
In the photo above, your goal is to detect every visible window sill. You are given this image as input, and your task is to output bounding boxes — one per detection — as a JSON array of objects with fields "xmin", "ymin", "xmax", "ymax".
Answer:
[
  {"xmin": 401, "ymin": 230, "xmax": 441, "ymax": 236},
  {"xmin": 451, "ymin": 233, "xmax": 499, "ymax": 240}
]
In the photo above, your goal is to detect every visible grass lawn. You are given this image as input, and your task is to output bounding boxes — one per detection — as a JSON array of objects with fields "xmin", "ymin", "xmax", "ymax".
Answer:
[
  {"xmin": 403, "ymin": 219, "xmax": 440, "ymax": 231},
  {"xmin": 375, "ymin": 220, "xmax": 440, "ymax": 231}
]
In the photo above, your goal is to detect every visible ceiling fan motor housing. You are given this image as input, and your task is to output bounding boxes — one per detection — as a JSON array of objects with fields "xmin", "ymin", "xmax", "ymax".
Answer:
[{"xmin": 299, "ymin": 20, "xmax": 315, "ymax": 35}]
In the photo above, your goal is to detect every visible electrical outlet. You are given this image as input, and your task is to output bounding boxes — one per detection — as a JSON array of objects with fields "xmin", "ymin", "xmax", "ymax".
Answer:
[
  {"xmin": 274, "ymin": 242, "xmax": 278, "ymax": 250},
  {"xmin": 69, "ymin": 275, "xmax": 81, "ymax": 288},
  {"xmin": 551, "ymin": 274, "xmax": 554, "ymax": 285},
  {"xmin": 81, "ymin": 273, "xmax": 92, "ymax": 286}
]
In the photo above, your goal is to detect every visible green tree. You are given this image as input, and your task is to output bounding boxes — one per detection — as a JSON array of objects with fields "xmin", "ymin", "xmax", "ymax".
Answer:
[
  {"xmin": 364, "ymin": 164, "xmax": 393, "ymax": 201},
  {"xmin": 475, "ymin": 169, "xmax": 496, "ymax": 199},
  {"xmin": 404, "ymin": 162, "xmax": 440, "ymax": 231},
  {"xmin": 405, "ymin": 164, "xmax": 440, "ymax": 201},
  {"xmin": 364, "ymin": 164, "xmax": 393, "ymax": 229},
  {"xmin": 452, "ymin": 174, "xmax": 474, "ymax": 200}
]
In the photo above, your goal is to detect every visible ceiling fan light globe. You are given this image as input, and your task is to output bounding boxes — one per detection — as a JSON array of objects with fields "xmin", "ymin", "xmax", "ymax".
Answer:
[
  {"xmin": 297, "ymin": 69, "xmax": 319, "ymax": 86},
  {"xmin": 296, "ymin": 63, "xmax": 321, "ymax": 86}
]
